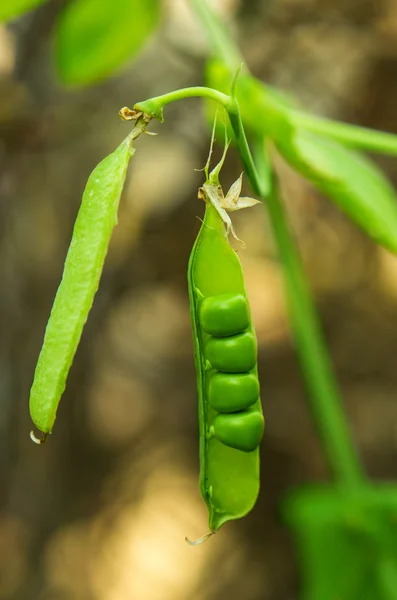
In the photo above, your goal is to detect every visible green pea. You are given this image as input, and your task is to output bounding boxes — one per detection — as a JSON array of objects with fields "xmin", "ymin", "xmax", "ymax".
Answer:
[
  {"xmin": 29, "ymin": 127, "xmax": 142, "ymax": 439},
  {"xmin": 208, "ymin": 372, "xmax": 259, "ymax": 413},
  {"xmin": 205, "ymin": 332, "xmax": 257, "ymax": 373},
  {"xmin": 212, "ymin": 408, "xmax": 264, "ymax": 453},
  {"xmin": 199, "ymin": 293, "xmax": 249, "ymax": 337},
  {"xmin": 188, "ymin": 179, "xmax": 264, "ymax": 533}
]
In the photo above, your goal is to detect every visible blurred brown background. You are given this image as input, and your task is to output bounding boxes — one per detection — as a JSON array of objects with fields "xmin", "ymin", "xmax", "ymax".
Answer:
[{"xmin": 1, "ymin": 0, "xmax": 397, "ymax": 598}]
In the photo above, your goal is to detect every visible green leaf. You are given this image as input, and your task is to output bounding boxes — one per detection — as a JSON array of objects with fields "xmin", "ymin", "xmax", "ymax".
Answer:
[
  {"xmin": 284, "ymin": 486, "xmax": 397, "ymax": 600},
  {"xmin": 205, "ymin": 59, "xmax": 297, "ymax": 130},
  {"xmin": 0, "ymin": 0, "xmax": 47, "ymax": 22},
  {"xmin": 54, "ymin": 0, "xmax": 161, "ymax": 86},
  {"xmin": 204, "ymin": 60, "xmax": 285, "ymax": 147},
  {"xmin": 275, "ymin": 128, "xmax": 397, "ymax": 254},
  {"xmin": 207, "ymin": 61, "xmax": 397, "ymax": 254}
]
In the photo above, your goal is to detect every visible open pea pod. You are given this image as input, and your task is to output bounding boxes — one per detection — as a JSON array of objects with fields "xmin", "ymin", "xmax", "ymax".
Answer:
[
  {"xmin": 284, "ymin": 485, "xmax": 397, "ymax": 600},
  {"xmin": 206, "ymin": 59, "xmax": 397, "ymax": 254},
  {"xmin": 188, "ymin": 202, "xmax": 263, "ymax": 533},
  {"xmin": 188, "ymin": 147, "xmax": 264, "ymax": 535}
]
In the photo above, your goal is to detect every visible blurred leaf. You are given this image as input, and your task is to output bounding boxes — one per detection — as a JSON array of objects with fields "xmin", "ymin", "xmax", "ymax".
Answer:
[
  {"xmin": 284, "ymin": 486, "xmax": 397, "ymax": 600},
  {"xmin": 206, "ymin": 59, "xmax": 298, "ymax": 126},
  {"xmin": 205, "ymin": 58, "xmax": 294, "ymax": 146},
  {"xmin": 0, "ymin": 0, "xmax": 46, "ymax": 22},
  {"xmin": 206, "ymin": 59, "xmax": 397, "ymax": 254},
  {"xmin": 275, "ymin": 129, "xmax": 397, "ymax": 255},
  {"xmin": 54, "ymin": 0, "xmax": 161, "ymax": 86}
]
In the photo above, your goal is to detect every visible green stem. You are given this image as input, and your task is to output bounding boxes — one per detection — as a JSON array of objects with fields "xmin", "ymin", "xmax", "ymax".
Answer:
[
  {"xmin": 290, "ymin": 110, "xmax": 397, "ymax": 156},
  {"xmin": 192, "ymin": 0, "xmax": 397, "ymax": 157},
  {"xmin": 226, "ymin": 100, "xmax": 267, "ymax": 197},
  {"xmin": 135, "ymin": 88, "xmax": 268, "ymax": 198},
  {"xmin": 135, "ymin": 87, "xmax": 231, "ymax": 122},
  {"xmin": 251, "ymin": 137, "xmax": 365, "ymax": 488}
]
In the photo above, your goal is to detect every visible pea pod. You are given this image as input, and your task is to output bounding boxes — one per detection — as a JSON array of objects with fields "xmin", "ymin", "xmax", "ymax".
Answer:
[
  {"xmin": 188, "ymin": 155, "xmax": 264, "ymax": 534},
  {"xmin": 29, "ymin": 120, "xmax": 147, "ymax": 439}
]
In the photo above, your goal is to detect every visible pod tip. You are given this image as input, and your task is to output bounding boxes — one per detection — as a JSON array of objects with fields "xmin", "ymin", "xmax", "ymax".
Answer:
[
  {"xmin": 185, "ymin": 531, "xmax": 214, "ymax": 546},
  {"xmin": 30, "ymin": 430, "xmax": 48, "ymax": 445}
]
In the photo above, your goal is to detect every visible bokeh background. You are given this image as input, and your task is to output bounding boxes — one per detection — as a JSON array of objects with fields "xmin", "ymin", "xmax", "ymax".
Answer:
[{"xmin": 1, "ymin": 0, "xmax": 397, "ymax": 598}]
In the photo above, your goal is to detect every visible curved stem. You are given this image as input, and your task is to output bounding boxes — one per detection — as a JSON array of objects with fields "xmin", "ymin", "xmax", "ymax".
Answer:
[
  {"xmin": 135, "ymin": 88, "xmax": 267, "ymax": 200},
  {"xmin": 290, "ymin": 110, "xmax": 397, "ymax": 156},
  {"xmin": 135, "ymin": 87, "xmax": 231, "ymax": 122}
]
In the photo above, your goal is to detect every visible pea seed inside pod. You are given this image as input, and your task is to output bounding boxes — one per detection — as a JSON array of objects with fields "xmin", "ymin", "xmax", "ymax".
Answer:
[
  {"xmin": 212, "ymin": 408, "xmax": 265, "ymax": 452},
  {"xmin": 208, "ymin": 372, "xmax": 259, "ymax": 413},
  {"xmin": 199, "ymin": 293, "xmax": 249, "ymax": 337},
  {"xmin": 205, "ymin": 331, "xmax": 257, "ymax": 373}
]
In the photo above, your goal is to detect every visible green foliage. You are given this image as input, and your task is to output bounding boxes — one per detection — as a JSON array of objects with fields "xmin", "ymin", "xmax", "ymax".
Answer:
[
  {"xmin": 205, "ymin": 60, "xmax": 296, "ymax": 145},
  {"xmin": 206, "ymin": 58, "xmax": 297, "ymax": 117},
  {"xmin": 23, "ymin": 0, "xmax": 397, "ymax": 582},
  {"xmin": 54, "ymin": 0, "xmax": 161, "ymax": 86},
  {"xmin": 285, "ymin": 486, "xmax": 397, "ymax": 600},
  {"xmin": 191, "ymin": 0, "xmax": 397, "ymax": 590},
  {"xmin": 275, "ymin": 129, "xmax": 397, "ymax": 254},
  {"xmin": 0, "ymin": 0, "xmax": 47, "ymax": 22},
  {"xmin": 206, "ymin": 59, "xmax": 397, "ymax": 254}
]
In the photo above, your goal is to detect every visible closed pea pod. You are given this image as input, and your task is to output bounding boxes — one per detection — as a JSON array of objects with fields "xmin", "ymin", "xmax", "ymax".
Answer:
[
  {"xmin": 188, "ymin": 136, "xmax": 264, "ymax": 536},
  {"xmin": 29, "ymin": 118, "xmax": 148, "ymax": 440}
]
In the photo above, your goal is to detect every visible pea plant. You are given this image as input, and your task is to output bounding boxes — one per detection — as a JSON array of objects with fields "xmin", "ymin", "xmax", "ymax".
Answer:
[{"xmin": 4, "ymin": 0, "xmax": 397, "ymax": 597}]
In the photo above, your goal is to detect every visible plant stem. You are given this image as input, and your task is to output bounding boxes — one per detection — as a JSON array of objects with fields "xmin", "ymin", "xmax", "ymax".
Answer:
[
  {"xmin": 226, "ymin": 100, "xmax": 267, "ymax": 197},
  {"xmin": 251, "ymin": 137, "xmax": 365, "ymax": 489},
  {"xmin": 192, "ymin": 0, "xmax": 397, "ymax": 157},
  {"xmin": 135, "ymin": 87, "xmax": 231, "ymax": 122},
  {"xmin": 290, "ymin": 110, "xmax": 397, "ymax": 156},
  {"xmin": 135, "ymin": 88, "xmax": 268, "ymax": 197}
]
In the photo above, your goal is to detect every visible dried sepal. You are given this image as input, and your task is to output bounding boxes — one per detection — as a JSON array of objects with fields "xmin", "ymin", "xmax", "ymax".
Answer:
[
  {"xmin": 197, "ymin": 117, "xmax": 259, "ymax": 248},
  {"xmin": 201, "ymin": 183, "xmax": 244, "ymax": 246},
  {"xmin": 229, "ymin": 196, "xmax": 261, "ymax": 210},
  {"xmin": 221, "ymin": 173, "xmax": 261, "ymax": 212}
]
